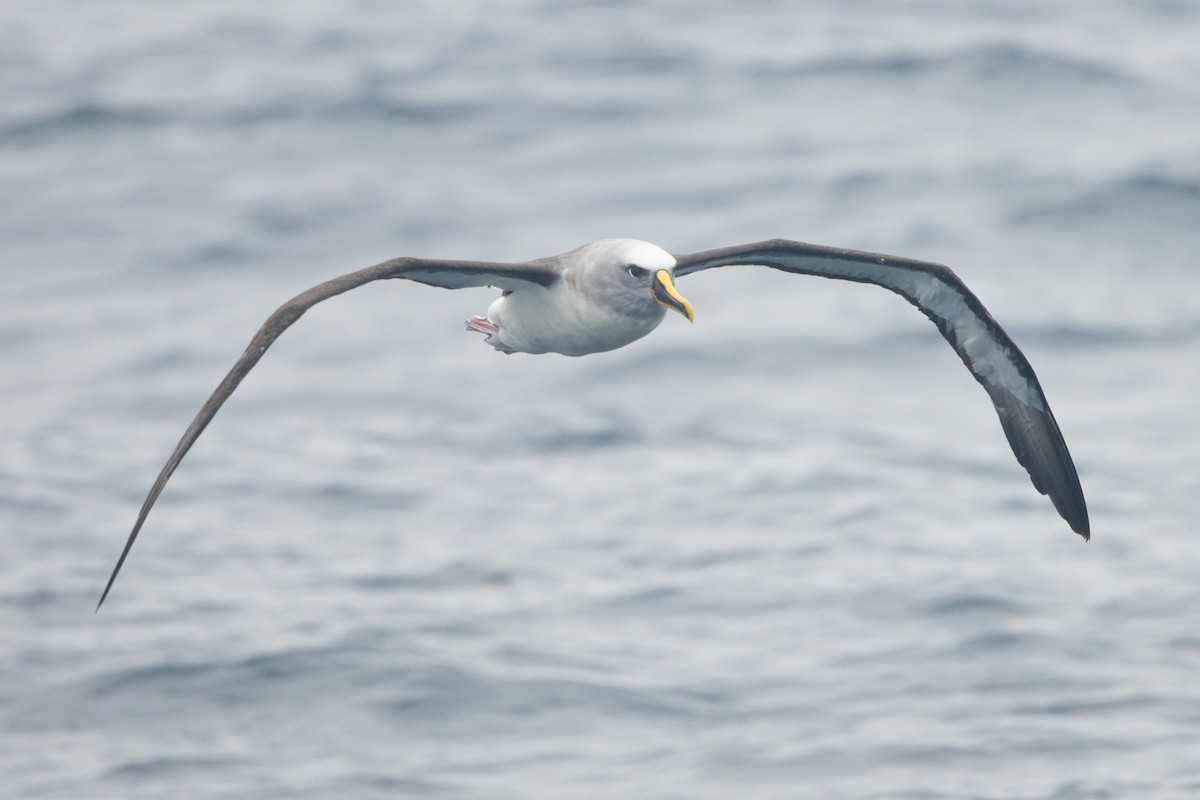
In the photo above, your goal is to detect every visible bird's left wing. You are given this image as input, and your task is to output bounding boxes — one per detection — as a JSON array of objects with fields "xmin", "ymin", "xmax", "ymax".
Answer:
[
  {"xmin": 96, "ymin": 256, "xmax": 558, "ymax": 610},
  {"xmin": 673, "ymin": 239, "xmax": 1089, "ymax": 540}
]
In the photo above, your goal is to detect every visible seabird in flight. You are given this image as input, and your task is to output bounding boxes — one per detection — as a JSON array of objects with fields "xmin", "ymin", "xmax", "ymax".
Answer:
[{"xmin": 97, "ymin": 238, "xmax": 1090, "ymax": 609}]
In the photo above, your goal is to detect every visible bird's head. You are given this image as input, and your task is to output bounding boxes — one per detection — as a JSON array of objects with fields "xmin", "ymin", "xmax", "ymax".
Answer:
[{"xmin": 577, "ymin": 239, "xmax": 694, "ymax": 323}]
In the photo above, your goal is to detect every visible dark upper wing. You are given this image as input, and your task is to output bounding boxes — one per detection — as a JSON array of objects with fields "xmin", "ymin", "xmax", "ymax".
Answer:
[
  {"xmin": 96, "ymin": 256, "xmax": 558, "ymax": 610},
  {"xmin": 673, "ymin": 239, "xmax": 1089, "ymax": 539}
]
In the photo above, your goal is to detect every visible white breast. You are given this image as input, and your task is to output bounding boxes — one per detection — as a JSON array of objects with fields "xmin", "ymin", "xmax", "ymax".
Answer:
[{"xmin": 487, "ymin": 282, "xmax": 665, "ymax": 357}]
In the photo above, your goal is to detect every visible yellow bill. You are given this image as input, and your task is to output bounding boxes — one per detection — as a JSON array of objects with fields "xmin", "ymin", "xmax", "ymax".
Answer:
[{"xmin": 651, "ymin": 269, "xmax": 694, "ymax": 323}]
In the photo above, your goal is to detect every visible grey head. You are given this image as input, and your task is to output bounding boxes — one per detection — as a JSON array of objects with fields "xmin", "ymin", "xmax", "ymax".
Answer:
[{"xmin": 564, "ymin": 238, "xmax": 693, "ymax": 321}]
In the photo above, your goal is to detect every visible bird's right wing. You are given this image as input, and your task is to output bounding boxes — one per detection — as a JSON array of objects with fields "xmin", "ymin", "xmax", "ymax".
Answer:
[{"xmin": 96, "ymin": 256, "xmax": 558, "ymax": 610}]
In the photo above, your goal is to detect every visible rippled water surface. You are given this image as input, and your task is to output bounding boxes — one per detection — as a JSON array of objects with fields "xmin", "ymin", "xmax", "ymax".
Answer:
[{"xmin": 4, "ymin": 2, "xmax": 1200, "ymax": 798}]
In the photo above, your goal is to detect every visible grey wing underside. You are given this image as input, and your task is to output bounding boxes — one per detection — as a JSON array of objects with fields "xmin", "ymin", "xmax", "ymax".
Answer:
[
  {"xmin": 674, "ymin": 239, "xmax": 1090, "ymax": 540},
  {"xmin": 96, "ymin": 257, "xmax": 558, "ymax": 610}
]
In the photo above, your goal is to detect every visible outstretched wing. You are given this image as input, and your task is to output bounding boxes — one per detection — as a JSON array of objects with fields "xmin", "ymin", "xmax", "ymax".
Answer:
[
  {"xmin": 96, "ymin": 256, "xmax": 558, "ymax": 610},
  {"xmin": 673, "ymin": 239, "xmax": 1089, "ymax": 539}
]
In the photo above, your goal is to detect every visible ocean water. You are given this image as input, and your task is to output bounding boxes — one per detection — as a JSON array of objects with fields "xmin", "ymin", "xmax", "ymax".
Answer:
[{"xmin": 3, "ymin": 1, "xmax": 1200, "ymax": 797}]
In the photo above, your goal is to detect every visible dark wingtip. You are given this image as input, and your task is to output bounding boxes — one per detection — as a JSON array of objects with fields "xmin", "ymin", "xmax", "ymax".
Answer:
[
  {"xmin": 984, "ymin": 383, "xmax": 1090, "ymax": 544},
  {"xmin": 95, "ymin": 564, "xmax": 120, "ymax": 613},
  {"xmin": 1048, "ymin": 459, "xmax": 1090, "ymax": 542},
  {"xmin": 1049, "ymin": 478, "xmax": 1091, "ymax": 542},
  {"xmin": 1053, "ymin": 484, "xmax": 1090, "ymax": 541},
  {"xmin": 95, "ymin": 523, "xmax": 140, "ymax": 613}
]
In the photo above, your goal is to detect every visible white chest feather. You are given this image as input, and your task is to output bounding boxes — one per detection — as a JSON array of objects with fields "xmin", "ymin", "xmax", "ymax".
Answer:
[{"xmin": 487, "ymin": 283, "xmax": 664, "ymax": 356}]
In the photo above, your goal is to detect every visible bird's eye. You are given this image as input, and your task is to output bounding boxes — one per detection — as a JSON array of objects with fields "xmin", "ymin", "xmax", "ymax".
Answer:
[{"xmin": 626, "ymin": 265, "xmax": 647, "ymax": 279}]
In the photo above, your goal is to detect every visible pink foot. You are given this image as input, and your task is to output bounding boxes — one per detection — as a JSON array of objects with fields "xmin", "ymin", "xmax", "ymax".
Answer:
[{"xmin": 465, "ymin": 315, "xmax": 499, "ymax": 335}]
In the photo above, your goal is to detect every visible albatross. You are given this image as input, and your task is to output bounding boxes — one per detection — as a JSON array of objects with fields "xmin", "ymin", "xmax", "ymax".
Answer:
[{"xmin": 97, "ymin": 238, "xmax": 1090, "ymax": 609}]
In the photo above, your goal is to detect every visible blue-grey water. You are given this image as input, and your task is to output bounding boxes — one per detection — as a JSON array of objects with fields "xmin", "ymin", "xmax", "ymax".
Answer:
[{"xmin": 4, "ymin": 2, "xmax": 1200, "ymax": 798}]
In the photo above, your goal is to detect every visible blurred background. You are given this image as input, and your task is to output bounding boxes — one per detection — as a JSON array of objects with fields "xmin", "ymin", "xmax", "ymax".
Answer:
[{"xmin": 3, "ymin": 1, "xmax": 1199, "ymax": 798}]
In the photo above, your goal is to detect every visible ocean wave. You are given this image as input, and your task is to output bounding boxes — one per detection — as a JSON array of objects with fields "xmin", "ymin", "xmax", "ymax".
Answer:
[
  {"xmin": 1011, "ymin": 692, "xmax": 1160, "ymax": 718},
  {"xmin": 382, "ymin": 664, "xmax": 710, "ymax": 722},
  {"xmin": 104, "ymin": 755, "xmax": 249, "ymax": 781},
  {"xmin": 922, "ymin": 591, "xmax": 1026, "ymax": 617},
  {"xmin": 0, "ymin": 102, "xmax": 167, "ymax": 142},
  {"xmin": 525, "ymin": 421, "xmax": 644, "ymax": 453},
  {"xmin": 743, "ymin": 41, "xmax": 1136, "ymax": 87},
  {"xmin": 1009, "ymin": 169, "xmax": 1200, "ymax": 228},
  {"xmin": 1009, "ymin": 319, "xmax": 1200, "ymax": 349},
  {"xmin": 0, "ymin": 92, "xmax": 487, "ymax": 145},
  {"xmin": 216, "ymin": 94, "xmax": 488, "ymax": 127},
  {"xmin": 353, "ymin": 559, "xmax": 516, "ymax": 592}
]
